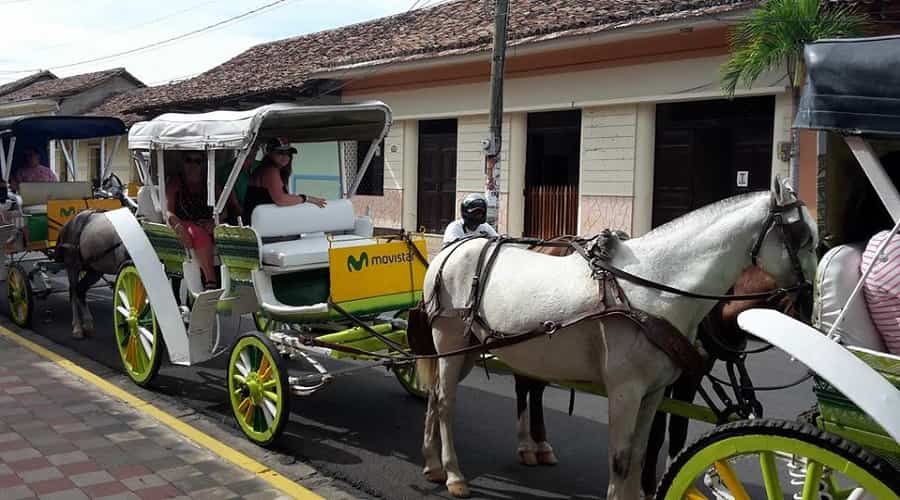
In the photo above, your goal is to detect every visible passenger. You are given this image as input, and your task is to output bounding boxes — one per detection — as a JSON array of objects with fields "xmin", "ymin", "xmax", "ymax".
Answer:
[
  {"xmin": 861, "ymin": 230, "xmax": 900, "ymax": 355},
  {"xmin": 11, "ymin": 146, "xmax": 58, "ymax": 191},
  {"xmin": 245, "ymin": 138, "xmax": 326, "ymax": 219},
  {"xmin": 442, "ymin": 193, "xmax": 498, "ymax": 247},
  {"xmin": 166, "ymin": 152, "xmax": 217, "ymax": 290},
  {"xmin": 859, "ymin": 152, "xmax": 900, "ymax": 355}
]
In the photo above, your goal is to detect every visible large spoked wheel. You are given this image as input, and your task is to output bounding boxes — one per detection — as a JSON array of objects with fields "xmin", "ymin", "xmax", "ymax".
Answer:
[
  {"xmin": 391, "ymin": 310, "xmax": 428, "ymax": 400},
  {"xmin": 7, "ymin": 263, "xmax": 33, "ymax": 328},
  {"xmin": 113, "ymin": 263, "xmax": 164, "ymax": 387},
  {"xmin": 228, "ymin": 332, "xmax": 290, "ymax": 447},
  {"xmin": 656, "ymin": 419, "xmax": 900, "ymax": 500},
  {"xmin": 393, "ymin": 361, "xmax": 428, "ymax": 400}
]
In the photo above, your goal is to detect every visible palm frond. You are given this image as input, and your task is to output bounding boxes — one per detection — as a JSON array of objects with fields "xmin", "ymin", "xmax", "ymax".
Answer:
[{"xmin": 720, "ymin": 0, "xmax": 871, "ymax": 98}]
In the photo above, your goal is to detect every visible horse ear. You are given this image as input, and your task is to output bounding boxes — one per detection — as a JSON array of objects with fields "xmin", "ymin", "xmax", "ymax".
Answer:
[
  {"xmin": 771, "ymin": 175, "xmax": 796, "ymax": 206},
  {"xmin": 771, "ymin": 174, "xmax": 784, "ymax": 205}
]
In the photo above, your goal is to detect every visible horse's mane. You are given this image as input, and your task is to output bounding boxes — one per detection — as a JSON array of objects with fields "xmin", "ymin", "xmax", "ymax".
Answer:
[{"xmin": 639, "ymin": 191, "xmax": 768, "ymax": 242}]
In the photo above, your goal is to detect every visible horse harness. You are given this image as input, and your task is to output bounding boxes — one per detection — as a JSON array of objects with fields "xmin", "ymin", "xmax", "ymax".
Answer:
[
  {"xmin": 54, "ymin": 209, "xmax": 122, "ymax": 267},
  {"xmin": 424, "ymin": 201, "xmax": 812, "ymax": 381}
]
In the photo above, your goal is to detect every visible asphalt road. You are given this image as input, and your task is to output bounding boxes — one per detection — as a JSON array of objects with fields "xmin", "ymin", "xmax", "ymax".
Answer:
[{"xmin": 2, "ymin": 272, "xmax": 817, "ymax": 499}]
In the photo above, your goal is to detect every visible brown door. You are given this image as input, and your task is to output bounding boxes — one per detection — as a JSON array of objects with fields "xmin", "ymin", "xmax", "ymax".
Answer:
[
  {"xmin": 652, "ymin": 96, "xmax": 774, "ymax": 227},
  {"xmin": 417, "ymin": 120, "xmax": 457, "ymax": 233}
]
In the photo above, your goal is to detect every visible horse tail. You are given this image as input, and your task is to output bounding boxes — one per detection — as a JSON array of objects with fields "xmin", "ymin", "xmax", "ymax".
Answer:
[{"xmin": 416, "ymin": 358, "xmax": 438, "ymax": 390}]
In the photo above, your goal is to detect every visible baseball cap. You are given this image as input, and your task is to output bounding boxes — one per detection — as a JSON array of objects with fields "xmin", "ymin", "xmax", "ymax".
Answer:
[{"xmin": 264, "ymin": 137, "xmax": 298, "ymax": 155}]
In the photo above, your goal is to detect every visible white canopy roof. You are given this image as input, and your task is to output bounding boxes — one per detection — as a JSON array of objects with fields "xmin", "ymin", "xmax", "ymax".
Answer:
[{"xmin": 128, "ymin": 101, "xmax": 392, "ymax": 150}]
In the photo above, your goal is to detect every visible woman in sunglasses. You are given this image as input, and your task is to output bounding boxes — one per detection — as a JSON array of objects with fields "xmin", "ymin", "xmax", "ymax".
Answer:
[
  {"xmin": 166, "ymin": 152, "xmax": 217, "ymax": 290},
  {"xmin": 245, "ymin": 138, "xmax": 326, "ymax": 218}
]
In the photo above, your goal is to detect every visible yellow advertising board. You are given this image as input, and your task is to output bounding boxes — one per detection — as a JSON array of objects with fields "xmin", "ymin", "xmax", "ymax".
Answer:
[
  {"xmin": 47, "ymin": 199, "xmax": 123, "ymax": 244},
  {"xmin": 328, "ymin": 239, "xmax": 428, "ymax": 303}
]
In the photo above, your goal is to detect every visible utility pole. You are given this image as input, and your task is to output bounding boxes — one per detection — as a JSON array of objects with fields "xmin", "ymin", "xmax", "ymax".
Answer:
[{"xmin": 483, "ymin": 0, "xmax": 509, "ymax": 229}]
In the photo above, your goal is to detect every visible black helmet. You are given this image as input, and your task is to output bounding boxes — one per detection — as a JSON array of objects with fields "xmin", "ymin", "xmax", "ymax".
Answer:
[{"xmin": 461, "ymin": 193, "xmax": 487, "ymax": 229}]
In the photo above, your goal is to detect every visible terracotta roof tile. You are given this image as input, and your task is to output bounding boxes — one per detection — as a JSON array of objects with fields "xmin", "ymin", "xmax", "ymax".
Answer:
[
  {"xmin": 0, "ymin": 68, "xmax": 145, "ymax": 104},
  {"xmin": 0, "ymin": 70, "xmax": 57, "ymax": 98},
  {"xmin": 125, "ymin": 0, "xmax": 755, "ymax": 113}
]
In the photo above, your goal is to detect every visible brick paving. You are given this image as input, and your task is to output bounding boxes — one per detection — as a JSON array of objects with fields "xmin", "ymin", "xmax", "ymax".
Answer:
[{"xmin": 0, "ymin": 335, "xmax": 292, "ymax": 500}]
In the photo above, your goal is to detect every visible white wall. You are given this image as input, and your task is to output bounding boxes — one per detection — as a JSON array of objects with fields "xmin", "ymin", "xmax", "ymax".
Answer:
[
  {"xmin": 580, "ymin": 105, "xmax": 637, "ymax": 197},
  {"xmin": 456, "ymin": 115, "xmax": 510, "ymax": 193}
]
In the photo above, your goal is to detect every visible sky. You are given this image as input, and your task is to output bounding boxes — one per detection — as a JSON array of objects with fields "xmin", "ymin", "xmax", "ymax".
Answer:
[{"xmin": 0, "ymin": 0, "xmax": 425, "ymax": 87}]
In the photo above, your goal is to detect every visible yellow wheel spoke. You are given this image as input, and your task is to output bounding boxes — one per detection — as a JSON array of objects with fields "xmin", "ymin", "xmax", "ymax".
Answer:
[
  {"xmin": 263, "ymin": 390, "xmax": 279, "ymax": 402},
  {"xmin": 241, "ymin": 400, "xmax": 255, "ymax": 425},
  {"xmin": 759, "ymin": 451, "xmax": 782, "ymax": 500},
  {"xmin": 263, "ymin": 379, "xmax": 277, "ymax": 390},
  {"xmin": 258, "ymin": 356, "xmax": 271, "ymax": 381},
  {"xmin": 714, "ymin": 460, "xmax": 750, "ymax": 500},
  {"xmin": 685, "ymin": 486, "xmax": 709, "ymax": 500}
]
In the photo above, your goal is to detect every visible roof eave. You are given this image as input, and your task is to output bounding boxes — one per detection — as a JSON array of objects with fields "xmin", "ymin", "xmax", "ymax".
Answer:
[{"xmin": 314, "ymin": 6, "xmax": 754, "ymax": 79}]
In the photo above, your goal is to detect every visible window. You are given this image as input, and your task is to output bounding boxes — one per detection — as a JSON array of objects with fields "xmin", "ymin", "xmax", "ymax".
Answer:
[
  {"xmin": 290, "ymin": 141, "xmax": 341, "ymax": 200},
  {"xmin": 356, "ymin": 140, "xmax": 384, "ymax": 196}
]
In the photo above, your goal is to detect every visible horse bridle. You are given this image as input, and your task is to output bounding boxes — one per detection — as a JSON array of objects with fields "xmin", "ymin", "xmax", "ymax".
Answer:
[{"xmin": 749, "ymin": 200, "xmax": 812, "ymax": 288}]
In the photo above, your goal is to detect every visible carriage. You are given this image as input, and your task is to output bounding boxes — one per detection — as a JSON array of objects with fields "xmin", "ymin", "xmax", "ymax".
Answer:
[
  {"xmin": 0, "ymin": 115, "xmax": 132, "ymax": 327},
  {"xmin": 106, "ymin": 101, "xmax": 428, "ymax": 445},
  {"xmin": 653, "ymin": 35, "xmax": 900, "ymax": 499}
]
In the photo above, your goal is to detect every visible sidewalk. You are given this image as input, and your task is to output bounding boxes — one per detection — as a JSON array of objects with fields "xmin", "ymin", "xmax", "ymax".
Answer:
[{"xmin": 0, "ymin": 334, "xmax": 296, "ymax": 500}]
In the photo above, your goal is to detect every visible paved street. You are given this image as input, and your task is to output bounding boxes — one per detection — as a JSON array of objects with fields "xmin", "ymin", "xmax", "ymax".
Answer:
[{"xmin": 1, "ymin": 279, "xmax": 817, "ymax": 499}]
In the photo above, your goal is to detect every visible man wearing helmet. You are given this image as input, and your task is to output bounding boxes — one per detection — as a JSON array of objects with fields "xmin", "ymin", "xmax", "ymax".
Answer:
[{"xmin": 442, "ymin": 192, "xmax": 499, "ymax": 246}]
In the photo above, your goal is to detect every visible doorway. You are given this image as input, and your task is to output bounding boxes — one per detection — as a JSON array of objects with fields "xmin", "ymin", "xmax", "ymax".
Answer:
[
  {"xmin": 652, "ymin": 96, "xmax": 775, "ymax": 227},
  {"xmin": 524, "ymin": 110, "xmax": 581, "ymax": 238},
  {"xmin": 417, "ymin": 119, "xmax": 457, "ymax": 233}
]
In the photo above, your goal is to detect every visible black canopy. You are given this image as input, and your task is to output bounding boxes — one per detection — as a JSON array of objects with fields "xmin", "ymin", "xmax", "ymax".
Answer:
[
  {"xmin": 0, "ymin": 115, "xmax": 126, "ymax": 141},
  {"xmin": 795, "ymin": 35, "xmax": 900, "ymax": 137}
]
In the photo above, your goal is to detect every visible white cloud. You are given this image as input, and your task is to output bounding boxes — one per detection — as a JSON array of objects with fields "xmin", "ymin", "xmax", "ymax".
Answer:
[{"xmin": 0, "ymin": 0, "xmax": 417, "ymax": 86}]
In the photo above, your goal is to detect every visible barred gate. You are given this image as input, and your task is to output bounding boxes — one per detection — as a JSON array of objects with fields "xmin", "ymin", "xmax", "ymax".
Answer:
[{"xmin": 523, "ymin": 185, "xmax": 578, "ymax": 239}]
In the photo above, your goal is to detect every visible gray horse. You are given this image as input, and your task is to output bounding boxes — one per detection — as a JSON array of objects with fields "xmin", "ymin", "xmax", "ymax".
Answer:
[{"xmin": 55, "ymin": 210, "xmax": 129, "ymax": 339}]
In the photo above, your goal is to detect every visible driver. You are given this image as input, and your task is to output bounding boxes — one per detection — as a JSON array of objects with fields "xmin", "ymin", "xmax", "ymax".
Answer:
[
  {"xmin": 442, "ymin": 193, "xmax": 498, "ymax": 246},
  {"xmin": 11, "ymin": 146, "xmax": 58, "ymax": 191}
]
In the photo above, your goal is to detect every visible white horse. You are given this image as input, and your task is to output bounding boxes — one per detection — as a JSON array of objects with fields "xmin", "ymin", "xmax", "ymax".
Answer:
[{"xmin": 417, "ymin": 178, "xmax": 817, "ymax": 499}]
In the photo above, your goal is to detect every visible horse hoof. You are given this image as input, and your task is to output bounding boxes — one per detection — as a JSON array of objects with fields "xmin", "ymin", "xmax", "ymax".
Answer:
[
  {"xmin": 537, "ymin": 449, "xmax": 559, "ymax": 466},
  {"xmin": 72, "ymin": 331, "xmax": 85, "ymax": 340},
  {"xmin": 447, "ymin": 481, "xmax": 471, "ymax": 498},
  {"xmin": 424, "ymin": 468, "xmax": 446, "ymax": 483},
  {"xmin": 518, "ymin": 450, "xmax": 538, "ymax": 466}
]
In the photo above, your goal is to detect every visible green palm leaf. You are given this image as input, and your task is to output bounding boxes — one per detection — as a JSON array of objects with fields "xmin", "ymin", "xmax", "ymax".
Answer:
[{"xmin": 721, "ymin": 0, "xmax": 870, "ymax": 97}]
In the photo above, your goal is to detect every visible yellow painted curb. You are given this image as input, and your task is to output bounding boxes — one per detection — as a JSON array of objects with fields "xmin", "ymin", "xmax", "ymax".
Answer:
[{"xmin": 0, "ymin": 326, "xmax": 322, "ymax": 500}]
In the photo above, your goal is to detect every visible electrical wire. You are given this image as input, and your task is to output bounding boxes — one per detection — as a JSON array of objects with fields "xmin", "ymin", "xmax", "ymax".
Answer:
[{"xmin": 0, "ymin": 0, "xmax": 299, "ymax": 74}]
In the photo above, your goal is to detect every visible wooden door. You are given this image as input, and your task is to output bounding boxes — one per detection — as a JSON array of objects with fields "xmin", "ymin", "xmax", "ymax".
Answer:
[{"xmin": 417, "ymin": 130, "xmax": 457, "ymax": 233}]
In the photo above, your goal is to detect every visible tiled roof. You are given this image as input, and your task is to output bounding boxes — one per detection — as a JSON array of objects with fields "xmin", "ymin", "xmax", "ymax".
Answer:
[
  {"xmin": 0, "ymin": 68, "xmax": 145, "ymax": 104},
  {"xmin": 0, "ymin": 71, "xmax": 57, "ymax": 98},
  {"xmin": 84, "ymin": 87, "xmax": 153, "ymax": 126},
  {"xmin": 123, "ymin": 0, "xmax": 755, "ymax": 113}
]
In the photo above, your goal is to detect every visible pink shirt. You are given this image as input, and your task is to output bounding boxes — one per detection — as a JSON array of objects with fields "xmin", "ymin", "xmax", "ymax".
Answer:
[
  {"xmin": 12, "ymin": 164, "xmax": 58, "ymax": 185},
  {"xmin": 861, "ymin": 230, "xmax": 900, "ymax": 354}
]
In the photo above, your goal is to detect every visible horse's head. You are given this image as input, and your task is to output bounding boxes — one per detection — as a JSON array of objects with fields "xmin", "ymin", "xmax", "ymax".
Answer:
[{"xmin": 750, "ymin": 175, "xmax": 818, "ymax": 291}]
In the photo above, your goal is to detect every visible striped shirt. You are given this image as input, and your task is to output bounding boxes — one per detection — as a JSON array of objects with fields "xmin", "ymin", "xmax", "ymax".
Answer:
[{"xmin": 861, "ymin": 230, "xmax": 900, "ymax": 355}]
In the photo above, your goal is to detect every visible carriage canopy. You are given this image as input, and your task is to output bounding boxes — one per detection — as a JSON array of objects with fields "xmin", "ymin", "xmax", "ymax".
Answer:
[
  {"xmin": 0, "ymin": 115, "xmax": 126, "ymax": 141},
  {"xmin": 795, "ymin": 35, "xmax": 900, "ymax": 137},
  {"xmin": 127, "ymin": 101, "xmax": 392, "ymax": 150}
]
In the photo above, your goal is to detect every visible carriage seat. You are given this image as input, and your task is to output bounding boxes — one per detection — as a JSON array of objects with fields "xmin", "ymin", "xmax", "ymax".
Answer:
[
  {"xmin": 250, "ymin": 199, "xmax": 375, "ymax": 269},
  {"xmin": 17, "ymin": 181, "xmax": 92, "ymax": 207},
  {"xmin": 813, "ymin": 243, "xmax": 887, "ymax": 351}
]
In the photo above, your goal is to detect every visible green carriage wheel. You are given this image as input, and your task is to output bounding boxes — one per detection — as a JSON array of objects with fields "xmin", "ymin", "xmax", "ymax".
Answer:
[
  {"xmin": 389, "ymin": 310, "xmax": 428, "ymax": 400},
  {"xmin": 228, "ymin": 332, "xmax": 290, "ymax": 447},
  {"xmin": 113, "ymin": 263, "xmax": 164, "ymax": 386},
  {"xmin": 7, "ymin": 263, "xmax": 33, "ymax": 328},
  {"xmin": 393, "ymin": 362, "xmax": 428, "ymax": 400},
  {"xmin": 656, "ymin": 419, "xmax": 900, "ymax": 500}
]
